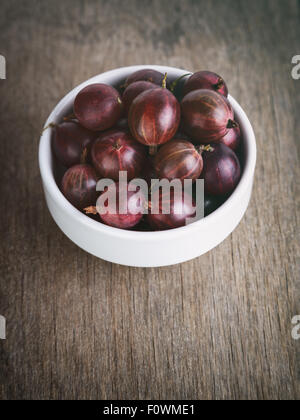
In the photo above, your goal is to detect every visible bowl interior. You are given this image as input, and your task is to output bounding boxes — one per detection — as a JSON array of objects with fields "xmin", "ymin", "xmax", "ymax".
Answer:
[{"xmin": 39, "ymin": 65, "xmax": 256, "ymax": 239}]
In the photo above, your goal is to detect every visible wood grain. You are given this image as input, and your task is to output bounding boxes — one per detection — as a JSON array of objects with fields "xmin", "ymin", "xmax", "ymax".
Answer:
[{"xmin": 0, "ymin": 0, "xmax": 299, "ymax": 400}]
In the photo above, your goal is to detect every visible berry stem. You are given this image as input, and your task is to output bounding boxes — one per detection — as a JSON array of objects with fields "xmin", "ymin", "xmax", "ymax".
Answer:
[
  {"xmin": 84, "ymin": 206, "xmax": 97, "ymax": 215},
  {"xmin": 213, "ymin": 77, "xmax": 224, "ymax": 90},
  {"xmin": 197, "ymin": 144, "xmax": 214, "ymax": 154},
  {"xmin": 63, "ymin": 113, "xmax": 76, "ymax": 122},
  {"xmin": 162, "ymin": 73, "xmax": 168, "ymax": 89},
  {"xmin": 170, "ymin": 73, "xmax": 191, "ymax": 92},
  {"xmin": 227, "ymin": 119, "xmax": 238, "ymax": 128},
  {"xmin": 80, "ymin": 147, "xmax": 88, "ymax": 164},
  {"xmin": 42, "ymin": 122, "xmax": 56, "ymax": 133}
]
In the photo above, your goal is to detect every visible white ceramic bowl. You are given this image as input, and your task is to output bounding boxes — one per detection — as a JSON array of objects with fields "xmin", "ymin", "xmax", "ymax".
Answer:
[{"xmin": 39, "ymin": 65, "xmax": 256, "ymax": 267}]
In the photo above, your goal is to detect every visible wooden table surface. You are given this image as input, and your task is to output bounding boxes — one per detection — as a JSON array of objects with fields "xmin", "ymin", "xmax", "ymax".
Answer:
[{"xmin": 0, "ymin": 0, "xmax": 299, "ymax": 400}]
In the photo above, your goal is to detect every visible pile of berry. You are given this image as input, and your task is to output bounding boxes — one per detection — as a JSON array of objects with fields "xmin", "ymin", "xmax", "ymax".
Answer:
[{"xmin": 51, "ymin": 69, "xmax": 242, "ymax": 231}]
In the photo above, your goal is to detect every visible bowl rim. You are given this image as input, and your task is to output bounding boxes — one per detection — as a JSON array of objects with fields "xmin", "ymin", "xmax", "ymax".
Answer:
[{"xmin": 39, "ymin": 65, "xmax": 256, "ymax": 241}]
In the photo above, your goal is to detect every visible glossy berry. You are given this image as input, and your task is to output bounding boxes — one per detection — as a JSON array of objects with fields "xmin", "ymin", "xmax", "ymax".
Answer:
[
  {"xmin": 147, "ymin": 190, "xmax": 196, "ymax": 230},
  {"xmin": 74, "ymin": 83, "xmax": 123, "ymax": 131},
  {"xmin": 125, "ymin": 69, "xmax": 165, "ymax": 87},
  {"xmin": 129, "ymin": 86, "xmax": 180, "ymax": 151},
  {"xmin": 97, "ymin": 183, "xmax": 145, "ymax": 229},
  {"xmin": 154, "ymin": 139, "xmax": 203, "ymax": 182},
  {"xmin": 122, "ymin": 81, "xmax": 158, "ymax": 113},
  {"xmin": 202, "ymin": 143, "xmax": 241, "ymax": 195},
  {"xmin": 183, "ymin": 71, "xmax": 228, "ymax": 97},
  {"xmin": 52, "ymin": 121, "xmax": 97, "ymax": 167},
  {"xmin": 91, "ymin": 130, "xmax": 147, "ymax": 181},
  {"xmin": 220, "ymin": 121, "xmax": 241, "ymax": 151},
  {"xmin": 181, "ymin": 89, "xmax": 234, "ymax": 143},
  {"xmin": 61, "ymin": 164, "xmax": 98, "ymax": 209}
]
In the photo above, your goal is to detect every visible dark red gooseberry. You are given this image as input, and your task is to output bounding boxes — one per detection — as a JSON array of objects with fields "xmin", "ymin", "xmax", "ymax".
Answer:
[
  {"xmin": 52, "ymin": 121, "xmax": 97, "ymax": 168},
  {"xmin": 219, "ymin": 121, "xmax": 241, "ymax": 151},
  {"xmin": 88, "ymin": 183, "xmax": 145, "ymax": 229},
  {"xmin": 74, "ymin": 83, "xmax": 123, "ymax": 131},
  {"xmin": 183, "ymin": 71, "xmax": 228, "ymax": 97},
  {"xmin": 129, "ymin": 86, "xmax": 180, "ymax": 152},
  {"xmin": 202, "ymin": 143, "xmax": 241, "ymax": 195},
  {"xmin": 122, "ymin": 81, "xmax": 158, "ymax": 113},
  {"xmin": 61, "ymin": 164, "xmax": 98, "ymax": 210},
  {"xmin": 125, "ymin": 69, "xmax": 165, "ymax": 87},
  {"xmin": 181, "ymin": 89, "xmax": 234, "ymax": 143},
  {"xmin": 154, "ymin": 139, "xmax": 203, "ymax": 182},
  {"xmin": 91, "ymin": 130, "xmax": 147, "ymax": 181},
  {"xmin": 147, "ymin": 191, "xmax": 196, "ymax": 230}
]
